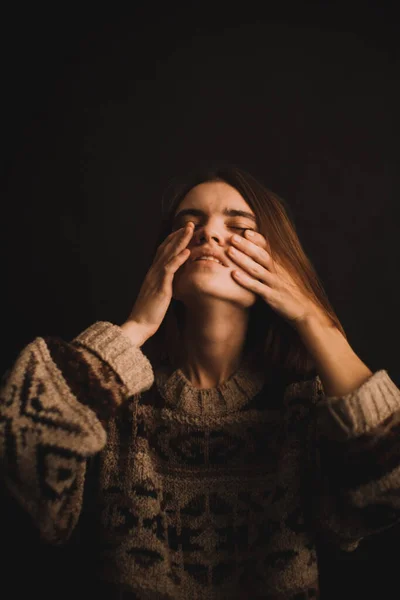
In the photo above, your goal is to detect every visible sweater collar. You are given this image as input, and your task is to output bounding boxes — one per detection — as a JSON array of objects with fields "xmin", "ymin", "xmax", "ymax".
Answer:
[{"xmin": 155, "ymin": 360, "xmax": 265, "ymax": 417}]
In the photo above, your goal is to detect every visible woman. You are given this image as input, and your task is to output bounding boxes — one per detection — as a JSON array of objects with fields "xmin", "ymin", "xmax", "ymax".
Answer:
[{"xmin": 1, "ymin": 164, "xmax": 400, "ymax": 599}]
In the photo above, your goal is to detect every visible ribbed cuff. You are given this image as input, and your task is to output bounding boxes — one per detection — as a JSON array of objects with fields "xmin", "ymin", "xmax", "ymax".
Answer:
[
  {"xmin": 73, "ymin": 321, "xmax": 154, "ymax": 396},
  {"xmin": 317, "ymin": 369, "xmax": 400, "ymax": 440}
]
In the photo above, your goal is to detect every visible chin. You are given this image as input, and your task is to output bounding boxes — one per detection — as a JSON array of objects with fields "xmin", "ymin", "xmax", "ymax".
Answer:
[{"xmin": 173, "ymin": 277, "xmax": 257, "ymax": 308}]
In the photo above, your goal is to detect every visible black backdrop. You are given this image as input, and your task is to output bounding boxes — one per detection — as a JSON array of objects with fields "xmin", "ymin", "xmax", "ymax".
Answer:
[{"xmin": 2, "ymin": 3, "xmax": 400, "ymax": 598}]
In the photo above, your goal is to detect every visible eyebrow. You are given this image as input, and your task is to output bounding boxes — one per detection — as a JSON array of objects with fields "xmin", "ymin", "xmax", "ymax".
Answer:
[{"xmin": 173, "ymin": 208, "xmax": 257, "ymax": 226}]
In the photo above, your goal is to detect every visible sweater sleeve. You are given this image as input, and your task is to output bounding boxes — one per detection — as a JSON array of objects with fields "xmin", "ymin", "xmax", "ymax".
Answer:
[
  {"xmin": 309, "ymin": 369, "xmax": 400, "ymax": 551},
  {"xmin": 0, "ymin": 321, "xmax": 154, "ymax": 545}
]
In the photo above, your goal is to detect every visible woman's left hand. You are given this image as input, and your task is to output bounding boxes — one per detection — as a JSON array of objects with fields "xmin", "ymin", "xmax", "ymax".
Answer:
[{"xmin": 228, "ymin": 230, "xmax": 320, "ymax": 327}]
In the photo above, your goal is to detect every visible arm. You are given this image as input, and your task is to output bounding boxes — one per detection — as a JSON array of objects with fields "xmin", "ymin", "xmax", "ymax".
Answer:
[
  {"xmin": 295, "ymin": 312, "xmax": 400, "ymax": 551},
  {"xmin": 0, "ymin": 321, "xmax": 154, "ymax": 544},
  {"xmin": 294, "ymin": 309, "xmax": 373, "ymax": 398},
  {"xmin": 310, "ymin": 369, "xmax": 400, "ymax": 551}
]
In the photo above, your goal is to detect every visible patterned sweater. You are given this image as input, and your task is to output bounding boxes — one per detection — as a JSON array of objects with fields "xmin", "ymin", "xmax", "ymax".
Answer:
[{"xmin": 1, "ymin": 321, "xmax": 400, "ymax": 599}]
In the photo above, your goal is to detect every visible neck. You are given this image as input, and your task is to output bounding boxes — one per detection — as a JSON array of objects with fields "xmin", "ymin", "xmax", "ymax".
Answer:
[{"xmin": 179, "ymin": 300, "xmax": 250, "ymax": 389}]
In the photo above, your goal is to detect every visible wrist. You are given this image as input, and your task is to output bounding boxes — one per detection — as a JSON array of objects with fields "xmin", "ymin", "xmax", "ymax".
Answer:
[
  {"xmin": 294, "ymin": 305, "xmax": 333, "ymax": 333},
  {"xmin": 119, "ymin": 320, "xmax": 151, "ymax": 348}
]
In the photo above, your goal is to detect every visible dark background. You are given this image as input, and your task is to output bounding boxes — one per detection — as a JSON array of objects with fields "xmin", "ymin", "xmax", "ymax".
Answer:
[{"xmin": 1, "ymin": 2, "xmax": 399, "ymax": 598}]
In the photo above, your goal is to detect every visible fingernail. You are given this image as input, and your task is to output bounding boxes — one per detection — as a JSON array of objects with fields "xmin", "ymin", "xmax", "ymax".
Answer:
[{"xmin": 246, "ymin": 229, "xmax": 255, "ymax": 237}]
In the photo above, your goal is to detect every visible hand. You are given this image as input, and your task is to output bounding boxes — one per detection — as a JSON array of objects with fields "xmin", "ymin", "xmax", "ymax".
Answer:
[
  {"xmin": 228, "ymin": 229, "xmax": 320, "ymax": 327},
  {"xmin": 123, "ymin": 222, "xmax": 194, "ymax": 342}
]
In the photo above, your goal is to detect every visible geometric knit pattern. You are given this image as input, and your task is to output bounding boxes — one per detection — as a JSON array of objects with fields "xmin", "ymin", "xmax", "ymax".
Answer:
[{"xmin": 1, "ymin": 321, "xmax": 400, "ymax": 599}]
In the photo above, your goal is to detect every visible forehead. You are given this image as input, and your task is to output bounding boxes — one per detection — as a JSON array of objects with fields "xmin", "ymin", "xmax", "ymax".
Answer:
[{"xmin": 174, "ymin": 181, "xmax": 254, "ymax": 215}]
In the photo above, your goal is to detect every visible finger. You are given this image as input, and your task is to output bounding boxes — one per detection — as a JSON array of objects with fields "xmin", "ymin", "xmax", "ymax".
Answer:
[
  {"xmin": 244, "ymin": 229, "xmax": 268, "ymax": 248},
  {"xmin": 164, "ymin": 224, "xmax": 194, "ymax": 273},
  {"xmin": 164, "ymin": 247, "xmax": 191, "ymax": 274},
  {"xmin": 232, "ymin": 268, "xmax": 269, "ymax": 297},
  {"xmin": 173, "ymin": 222, "xmax": 194, "ymax": 251},
  {"xmin": 156, "ymin": 223, "xmax": 194, "ymax": 257},
  {"xmin": 161, "ymin": 220, "xmax": 194, "ymax": 244},
  {"xmin": 228, "ymin": 246, "xmax": 268, "ymax": 282},
  {"xmin": 230, "ymin": 234, "xmax": 273, "ymax": 271},
  {"xmin": 161, "ymin": 226, "xmax": 193, "ymax": 265}
]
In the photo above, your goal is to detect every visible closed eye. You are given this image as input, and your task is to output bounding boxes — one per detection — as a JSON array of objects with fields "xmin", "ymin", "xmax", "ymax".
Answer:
[{"xmin": 190, "ymin": 225, "xmax": 254, "ymax": 232}]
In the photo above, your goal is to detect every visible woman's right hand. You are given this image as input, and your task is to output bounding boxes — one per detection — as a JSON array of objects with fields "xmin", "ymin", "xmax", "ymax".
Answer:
[{"xmin": 121, "ymin": 221, "xmax": 194, "ymax": 346}]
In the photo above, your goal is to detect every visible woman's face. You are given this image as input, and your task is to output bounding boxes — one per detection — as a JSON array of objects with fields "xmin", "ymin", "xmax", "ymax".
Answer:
[{"xmin": 172, "ymin": 181, "xmax": 259, "ymax": 309}]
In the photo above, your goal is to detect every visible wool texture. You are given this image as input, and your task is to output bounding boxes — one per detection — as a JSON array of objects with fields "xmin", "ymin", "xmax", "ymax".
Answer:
[{"xmin": 1, "ymin": 321, "xmax": 400, "ymax": 599}]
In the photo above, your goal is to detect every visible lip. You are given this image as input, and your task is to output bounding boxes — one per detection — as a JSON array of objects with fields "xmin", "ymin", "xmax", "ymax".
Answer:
[
  {"xmin": 190, "ymin": 259, "xmax": 224, "ymax": 267},
  {"xmin": 190, "ymin": 252, "xmax": 228, "ymax": 266}
]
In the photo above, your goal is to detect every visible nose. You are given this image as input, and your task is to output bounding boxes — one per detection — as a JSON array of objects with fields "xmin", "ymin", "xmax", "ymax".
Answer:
[{"xmin": 192, "ymin": 226, "xmax": 224, "ymax": 245}]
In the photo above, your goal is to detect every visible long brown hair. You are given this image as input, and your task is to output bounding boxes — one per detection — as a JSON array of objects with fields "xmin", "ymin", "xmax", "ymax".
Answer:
[{"xmin": 142, "ymin": 162, "xmax": 347, "ymax": 382}]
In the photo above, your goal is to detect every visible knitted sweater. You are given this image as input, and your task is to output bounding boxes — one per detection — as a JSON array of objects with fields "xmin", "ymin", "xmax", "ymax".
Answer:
[{"xmin": 1, "ymin": 321, "xmax": 400, "ymax": 599}]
